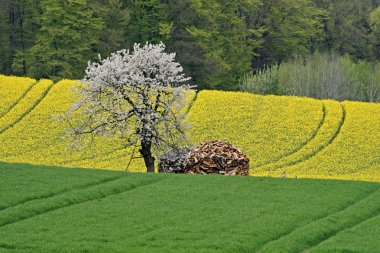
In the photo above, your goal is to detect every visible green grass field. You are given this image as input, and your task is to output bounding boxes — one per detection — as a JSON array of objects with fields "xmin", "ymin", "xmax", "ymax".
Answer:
[{"xmin": 1, "ymin": 162, "xmax": 379, "ymax": 253}]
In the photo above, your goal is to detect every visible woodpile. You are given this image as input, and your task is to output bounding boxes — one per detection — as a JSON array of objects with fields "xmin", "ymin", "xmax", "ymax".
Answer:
[
  {"xmin": 186, "ymin": 140, "xmax": 249, "ymax": 176},
  {"xmin": 158, "ymin": 148, "xmax": 191, "ymax": 173}
]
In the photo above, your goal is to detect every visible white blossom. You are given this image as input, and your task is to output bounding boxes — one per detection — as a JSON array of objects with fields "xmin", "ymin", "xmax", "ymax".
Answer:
[{"xmin": 63, "ymin": 42, "xmax": 194, "ymax": 170}]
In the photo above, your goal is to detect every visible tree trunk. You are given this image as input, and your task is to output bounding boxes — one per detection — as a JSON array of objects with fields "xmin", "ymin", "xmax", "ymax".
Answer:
[{"xmin": 140, "ymin": 141, "xmax": 155, "ymax": 173}]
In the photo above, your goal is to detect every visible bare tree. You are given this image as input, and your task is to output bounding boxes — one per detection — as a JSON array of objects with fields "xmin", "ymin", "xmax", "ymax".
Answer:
[{"xmin": 63, "ymin": 42, "xmax": 193, "ymax": 172}]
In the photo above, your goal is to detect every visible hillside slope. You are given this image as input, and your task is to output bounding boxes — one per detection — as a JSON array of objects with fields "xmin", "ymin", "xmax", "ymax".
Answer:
[
  {"xmin": 189, "ymin": 90, "xmax": 380, "ymax": 182},
  {"xmin": 0, "ymin": 163, "xmax": 379, "ymax": 252},
  {"xmin": 0, "ymin": 77, "xmax": 379, "ymax": 181}
]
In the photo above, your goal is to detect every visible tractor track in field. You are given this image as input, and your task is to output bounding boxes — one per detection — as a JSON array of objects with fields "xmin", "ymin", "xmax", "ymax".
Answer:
[
  {"xmin": 0, "ymin": 80, "xmax": 37, "ymax": 119},
  {"xmin": 253, "ymin": 101, "xmax": 326, "ymax": 169},
  {"xmin": 0, "ymin": 82, "xmax": 55, "ymax": 135},
  {"xmin": 284, "ymin": 103, "xmax": 346, "ymax": 170},
  {"xmin": 0, "ymin": 177, "xmax": 166, "ymax": 229},
  {"xmin": 0, "ymin": 174, "xmax": 126, "ymax": 212},
  {"xmin": 301, "ymin": 207, "xmax": 380, "ymax": 252},
  {"xmin": 255, "ymin": 187, "xmax": 380, "ymax": 253}
]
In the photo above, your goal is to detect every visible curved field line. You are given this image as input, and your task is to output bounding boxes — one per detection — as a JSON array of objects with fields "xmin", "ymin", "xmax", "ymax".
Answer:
[
  {"xmin": 303, "ymin": 211, "xmax": 380, "ymax": 253},
  {"xmin": 252, "ymin": 101, "xmax": 326, "ymax": 169},
  {"xmin": 0, "ymin": 177, "xmax": 165, "ymax": 229},
  {"xmin": 257, "ymin": 188, "xmax": 379, "ymax": 252},
  {"xmin": 257, "ymin": 101, "xmax": 344, "ymax": 172},
  {"xmin": 0, "ymin": 80, "xmax": 37, "ymax": 118},
  {"xmin": 0, "ymin": 174, "xmax": 125, "ymax": 212},
  {"xmin": 283, "ymin": 103, "xmax": 346, "ymax": 169},
  {"xmin": 0, "ymin": 80, "xmax": 53, "ymax": 132},
  {"xmin": 0, "ymin": 82, "xmax": 55, "ymax": 135}
]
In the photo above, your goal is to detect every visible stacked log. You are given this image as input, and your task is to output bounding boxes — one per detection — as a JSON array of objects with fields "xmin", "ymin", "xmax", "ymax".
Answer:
[
  {"xmin": 158, "ymin": 148, "xmax": 191, "ymax": 173},
  {"xmin": 186, "ymin": 140, "xmax": 249, "ymax": 176}
]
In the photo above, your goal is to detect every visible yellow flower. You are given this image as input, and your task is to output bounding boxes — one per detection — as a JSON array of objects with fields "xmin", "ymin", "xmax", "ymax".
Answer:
[
  {"xmin": 0, "ymin": 75, "xmax": 36, "ymax": 117},
  {"xmin": 0, "ymin": 77, "xmax": 379, "ymax": 182}
]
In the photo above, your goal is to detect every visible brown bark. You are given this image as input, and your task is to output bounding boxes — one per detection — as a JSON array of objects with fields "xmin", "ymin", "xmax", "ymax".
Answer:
[{"xmin": 140, "ymin": 141, "xmax": 155, "ymax": 173}]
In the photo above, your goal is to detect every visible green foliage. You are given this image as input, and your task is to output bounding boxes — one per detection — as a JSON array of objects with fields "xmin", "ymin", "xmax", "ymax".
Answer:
[
  {"xmin": 125, "ymin": 0, "xmax": 170, "ymax": 45},
  {"xmin": 313, "ymin": 0, "xmax": 378, "ymax": 61},
  {"xmin": 279, "ymin": 53, "xmax": 380, "ymax": 102},
  {"xmin": 2, "ymin": 0, "xmax": 380, "ymax": 89},
  {"xmin": 241, "ymin": 52, "xmax": 380, "ymax": 102},
  {"xmin": 370, "ymin": 5, "xmax": 380, "ymax": 33},
  {"xmin": 350, "ymin": 61, "xmax": 380, "ymax": 102},
  {"xmin": 23, "ymin": 0, "xmax": 103, "ymax": 79},
  {"xmin": 187, "ymin": 0, "xmax": 262, "ymax": 90},
  {"xmin": 0, "ymin": 0, "xmax": 40, "ymax": 75},
  {"xmin": 254, "ymin": 0, "xmax": 325, "ymax": 67},
  {"xmin": 278, "ymin": 52, "xmax": 351, "ymax": 100},
  {"xmin": 369, "ymin": 6, "xmax": 380, "ymax": 61},
  {"xmin": 238, "ymin": 64, "xmax": 279, "ymax": 95},
  {"xmin": 0, "ymin": 162, "xmax": 379, "ymax": 252},
  {"xmin": 90, "ymin": 0, "xmax": 130, "ymax": 57}
]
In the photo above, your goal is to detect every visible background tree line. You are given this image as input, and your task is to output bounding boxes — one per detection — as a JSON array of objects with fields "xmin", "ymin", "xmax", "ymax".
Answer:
[{"xmin": 1, "ymin": 0, "xmax": 380, "ymax": 97}]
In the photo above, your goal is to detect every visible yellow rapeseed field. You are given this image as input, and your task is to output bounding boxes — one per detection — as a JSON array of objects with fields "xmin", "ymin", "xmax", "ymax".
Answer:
[
  {"xmin": 187, "ymin": 90, "xmax": 324, "ymax": 167},
  {"xmin": 0, "ymin": 75, "xmax": 36, "ymax": 117},
  {"xmin": 0, "ymin": 79, "xmax": 194, "ymax": 172},
  {"xmin": 252, "ymin": 100, "xmax": 343, "ymax": 173},
  {"xmin": 0, "ymin": 80, "xmax": 143, "ymax": 171},
  {"xmin": 279, "ymin": 101, "xmax": 380, "ymax": 182},
  {"xmin": 0, "ymin": 79, "xmax": 53, "ymax": 133},
  {"xmin": 0, "ymin": 76, "xmax": 379, "ymax": 182}
]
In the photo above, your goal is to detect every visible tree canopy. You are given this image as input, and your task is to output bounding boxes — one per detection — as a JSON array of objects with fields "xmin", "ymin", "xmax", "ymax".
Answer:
[
  {"xmin": 1, "ymin": 0, "xmax": 380, "ymax": 90},
  {"xmin": 63, "ymin": 43, "xmax": 192, "ymax": 172}
]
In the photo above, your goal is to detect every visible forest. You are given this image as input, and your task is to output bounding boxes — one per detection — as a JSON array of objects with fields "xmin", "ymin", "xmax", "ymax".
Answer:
[{"xmin": 1, "ymin": 0, "xmax": 380, "ymax": 101}]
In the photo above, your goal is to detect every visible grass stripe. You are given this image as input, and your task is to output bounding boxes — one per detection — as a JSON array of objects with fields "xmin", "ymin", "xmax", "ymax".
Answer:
[
  {"xmin": 0, "ymin": 174, "xmax": 125, "ymax": 212},
  {"xmin": 257, "ymin": 188, "xmax": 380, "ymax": 253},
  {"xmin": 251, "ymin": 186, "xmax": 378, "ymax": 252},
  {"xmin": 304, "ymin": 212, "xmax": 380, "ymax": 253},
  {"xmin": 0, "ymin": 176, "xmax": 166, "ymax": 228}
]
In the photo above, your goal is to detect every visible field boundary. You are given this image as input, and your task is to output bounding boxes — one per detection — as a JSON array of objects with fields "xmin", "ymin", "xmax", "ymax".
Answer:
[
  {"xmin": 0, "ymin": 81, "xmax": 54, "ymax": 135},
  {"xmin": 0, "ymin": 80, "xmax": 37, "ymax": 118}
]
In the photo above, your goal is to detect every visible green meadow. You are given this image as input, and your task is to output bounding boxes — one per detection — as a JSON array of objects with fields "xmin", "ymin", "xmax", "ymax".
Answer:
[{"xmin": 0, "ymin": 162, "xmax": 379, "ymax": 253}]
